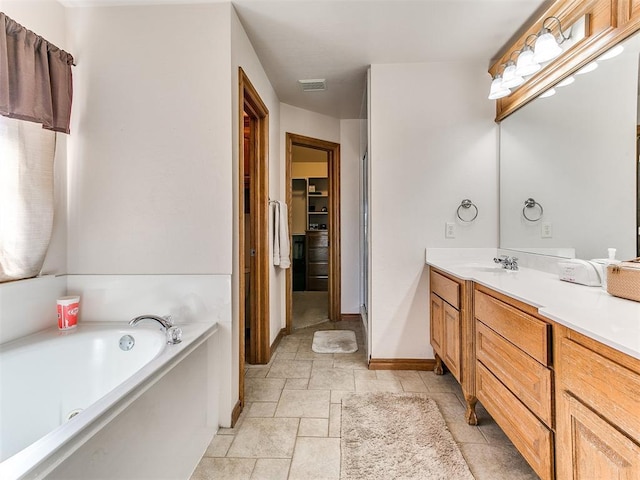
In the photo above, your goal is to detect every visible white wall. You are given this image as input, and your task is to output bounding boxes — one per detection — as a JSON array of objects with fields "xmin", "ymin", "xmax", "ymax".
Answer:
[
  {"xmin": 280, "ymin": 103, "xmax": 341, "ymax": 144},
  {"xmin": 64, "ymin": 2, "xmax": 238, "ymax": 425},
  {"xmin": 369, "ymin": 61, "xmax": 499, "ymax": 360},
  {"xmin": 340, "ymin": 119, "xmax": 364, "ymax": 314},
  {"xmin": 66, "ymin": 3, "xmax": 233, "ymax": 275}
]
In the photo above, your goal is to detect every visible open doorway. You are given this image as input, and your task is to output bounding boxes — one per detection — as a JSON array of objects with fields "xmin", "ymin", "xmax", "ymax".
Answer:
[
  {"xmin": 285, "ymin": 133, "xmax": 340, "ymax": 333},
  {"xmin": 237, "ymin": 68, "xmax": 269, "ymax": 424}
]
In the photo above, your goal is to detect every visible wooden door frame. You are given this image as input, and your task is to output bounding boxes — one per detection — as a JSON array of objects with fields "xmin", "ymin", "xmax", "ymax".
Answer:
[
  {"xmin": 237, "ymin": 67, "xmax": 269, "ymax": 425},
  {"xmin": 285, "ymin": 133, "xmax": 341, "ymax": 334}
]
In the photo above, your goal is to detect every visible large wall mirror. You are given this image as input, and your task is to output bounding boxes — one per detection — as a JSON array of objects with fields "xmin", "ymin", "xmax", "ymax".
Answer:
[{"xmin": 499, "ymin": 32, "xmax": 640, "ymax": 261}]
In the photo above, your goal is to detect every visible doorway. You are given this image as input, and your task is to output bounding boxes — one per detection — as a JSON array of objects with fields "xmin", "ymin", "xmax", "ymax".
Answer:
[
  {"xmin": 285, "ymin": 133, "xmax": 341, "ymax": 333},
  {"xmin": 237, "ymin": 68, "xmax": 269, "ymax": 424}
]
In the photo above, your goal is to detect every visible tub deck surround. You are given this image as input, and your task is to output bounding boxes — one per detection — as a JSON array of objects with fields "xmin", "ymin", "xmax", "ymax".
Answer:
[
  {"xmin": 425, "ymin": 248, "xmax": 640, "ymax": 360},
  {"xmin": 0, "ymin": 321, "xmax": 219, "ymax": 480}
]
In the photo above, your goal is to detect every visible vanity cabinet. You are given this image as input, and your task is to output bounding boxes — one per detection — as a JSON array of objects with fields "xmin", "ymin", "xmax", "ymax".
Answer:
[
  {"xmin": 555, "ymin": 325, "xmax": 640, "ymax": 480},
  {"xmin": 474, "ymin": 285, "xmax": 554, "ymax": 480},
  {"xmin": 429, "ymin": 267, "xmax": 477, "ymax": 424}
]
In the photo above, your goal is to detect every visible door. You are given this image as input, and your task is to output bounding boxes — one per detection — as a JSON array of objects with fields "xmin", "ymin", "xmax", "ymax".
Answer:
[
  {"xmin": 285, "ymin": 133, "xmax": 341, "ymax": 333},
  {"xmin": 236, "ymin": 68, "xmax": 270, "ymax": 425}
]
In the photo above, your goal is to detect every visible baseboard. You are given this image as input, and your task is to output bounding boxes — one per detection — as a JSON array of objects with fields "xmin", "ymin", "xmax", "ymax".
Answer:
[
  {"xmin": 368, "ymin": 358, "xmax": 436, "ymax": 371},
  {"xmin": 341, "ymin": 313, "xmax": 362, "ymax": 322},
  {"xmin": 231, "ymin": 399, "xmax": 243, "ymax": 427},
  {"xmin": 270, "ymin": 327, "xmax": 286, "ymax": 357}
]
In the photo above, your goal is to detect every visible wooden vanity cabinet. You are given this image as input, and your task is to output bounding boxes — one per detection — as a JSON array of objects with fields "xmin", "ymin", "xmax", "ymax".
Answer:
[
  {"xmin": 474, "ymin": 285, "xmax": 554, "ymax": 480},
  {"xmin": 429, "ymin": 267, "xmax": 477, "ymax": 424},
  {"xmin": 555, "ymin": 325, "xmax": 640, "ymax": 480}
]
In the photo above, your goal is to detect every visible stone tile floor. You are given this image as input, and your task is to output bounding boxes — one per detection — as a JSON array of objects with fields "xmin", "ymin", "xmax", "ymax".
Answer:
[{"xmin": 191, "ymin": 320, "xmax": 538, "ymax": 480}]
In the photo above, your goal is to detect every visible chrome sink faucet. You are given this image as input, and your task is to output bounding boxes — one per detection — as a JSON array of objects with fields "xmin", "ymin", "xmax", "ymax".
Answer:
[
  {"xmin": 129, "ymin": 314, "xmax": 182, "ymax": 344},
  {"xmin": 493, "ymin": 255, "xmax": 519, "ymax": 271}
]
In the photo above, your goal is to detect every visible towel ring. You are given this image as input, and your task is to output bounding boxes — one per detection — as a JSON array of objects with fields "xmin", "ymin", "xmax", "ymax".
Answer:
[
  {"xmin": 523, "ymin": 198, "xmax": 543, "ymax": 222},
  {"xmin": 456, "ymin": 199, "xmax": 478, "ymax": 223}
]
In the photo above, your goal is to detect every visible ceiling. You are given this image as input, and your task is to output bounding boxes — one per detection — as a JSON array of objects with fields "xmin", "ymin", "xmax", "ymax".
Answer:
[{"xmin": 61, "ymin": 0, "xmax": 550, "ymax": 119}]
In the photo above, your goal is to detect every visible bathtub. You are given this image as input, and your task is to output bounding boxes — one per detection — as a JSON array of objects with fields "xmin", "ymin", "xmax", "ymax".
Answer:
[{"xmin": 0, "ymin": 321, "xmax": 219, "ymax": 480}]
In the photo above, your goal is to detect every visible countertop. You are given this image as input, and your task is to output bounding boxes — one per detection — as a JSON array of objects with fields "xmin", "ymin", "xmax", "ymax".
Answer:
[{"xmin": 426, "ymin": 248, "xmax": 640, "ymax": 360}]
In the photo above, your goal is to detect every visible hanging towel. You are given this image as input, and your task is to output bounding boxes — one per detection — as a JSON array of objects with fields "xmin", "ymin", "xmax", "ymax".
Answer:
[{"xmin": 273, "ymin": 201, "xmax": 291, "ymax": 268}]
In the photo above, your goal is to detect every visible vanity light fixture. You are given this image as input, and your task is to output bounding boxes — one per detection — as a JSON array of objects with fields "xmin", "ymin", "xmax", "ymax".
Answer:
[
  {"xmin": 556, "ymin": 75, "xmax": 575, "ymax": 87},
  {"xmin": 533, "ymin": 16, "xmax": 571, "ymax": 64},
  {"xmin": 488, "ymin": 73, "xmax": 511, "ymax": 100},
  {"xmin": 515, "ymin": 35, "xmax": 542, "ymax": 77},
  {"xmin": 576, "ymin": 61, "xmax": 598, "ymax": 75}
]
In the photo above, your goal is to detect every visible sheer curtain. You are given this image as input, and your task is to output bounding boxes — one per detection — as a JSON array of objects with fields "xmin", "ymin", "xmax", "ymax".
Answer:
[
  {"xmin": 0, "ymin": 13, "xmax": 73, "ymax": 282},
  {"xmin": 0, "ymin": 116, "xmax": 56, "ymax": 282}
]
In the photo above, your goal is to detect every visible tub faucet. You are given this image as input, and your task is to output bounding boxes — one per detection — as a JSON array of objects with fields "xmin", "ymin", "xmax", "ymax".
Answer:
[{"xmin": 129, "ymin": 315, "xmax": 182, "ymax": 344}]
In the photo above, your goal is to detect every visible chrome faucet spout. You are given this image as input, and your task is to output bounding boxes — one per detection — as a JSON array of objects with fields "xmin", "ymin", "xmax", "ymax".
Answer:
[
  {"xmin": 129, "ymin": 314, "xmax": 173, "ymax": 329},
  {"xmin": 129, "ymin": 314, "xmax": 182, "ymax": 344},
  {"xmin": 493, "ymin": 255, "xmax": 519, "ymax": 271}
]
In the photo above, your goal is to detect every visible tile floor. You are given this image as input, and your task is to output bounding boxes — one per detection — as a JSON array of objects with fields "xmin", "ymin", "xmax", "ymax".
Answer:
[{"xmin": 190, "ymin": 320, "xmax": 538, "ymax": 480}]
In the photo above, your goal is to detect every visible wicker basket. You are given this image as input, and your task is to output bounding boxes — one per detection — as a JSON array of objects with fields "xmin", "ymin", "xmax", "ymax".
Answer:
[{"xmin": 607, "ymin": 258, "xmax": 640, "ymax": 302}]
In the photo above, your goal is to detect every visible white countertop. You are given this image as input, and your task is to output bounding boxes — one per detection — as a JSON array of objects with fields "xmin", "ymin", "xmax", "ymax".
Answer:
[{"xmin": 425, "ymin": 248, "xmax": 640, "ymax": 360}]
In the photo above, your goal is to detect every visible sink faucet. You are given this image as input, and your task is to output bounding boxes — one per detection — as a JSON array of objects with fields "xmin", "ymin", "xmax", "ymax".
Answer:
[
  {"xmin": 493, "ymin": 255, "xmax": 519, "ymax": 271},
  {"xmin": 129, "ymin": 314, "xmax": 182, "ymax": 344}
]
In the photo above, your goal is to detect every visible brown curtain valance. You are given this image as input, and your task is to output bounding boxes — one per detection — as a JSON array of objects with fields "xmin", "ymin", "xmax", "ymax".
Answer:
[{"xmin": 0, "ymin": 12, "xmax": 74, "ymax": 134}]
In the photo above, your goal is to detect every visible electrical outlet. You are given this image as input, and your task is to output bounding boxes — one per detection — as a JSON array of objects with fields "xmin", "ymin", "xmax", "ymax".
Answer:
[
  {"xmin": 445, "ymin": 222, "xmax": 456, "ymax": 239},
  {"xmin": 541, "ymin": 223, "xmax": 552, "ymax": 238}
]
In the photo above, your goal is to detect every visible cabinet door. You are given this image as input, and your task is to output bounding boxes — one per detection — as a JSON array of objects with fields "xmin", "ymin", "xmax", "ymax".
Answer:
[
  {"xmin": 557, "ymin": 393, "xmax": 640, "ymax": 480},
  {"xmin": 430, "ymin": 293, "xmax": 444, "ymax": 355},
  {"xmin": 443, "ymin": 303, "xmax": 461, "ymax": 381}
]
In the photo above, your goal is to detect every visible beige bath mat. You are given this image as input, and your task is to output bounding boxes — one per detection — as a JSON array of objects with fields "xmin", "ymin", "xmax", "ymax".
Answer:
[
  {"xmin": 341, "ymin": 392, "xmax": 475, "ymax": 479},
  {"xmin": 311, "ymin": 330, "xmax": 358, "ymax": 354}
]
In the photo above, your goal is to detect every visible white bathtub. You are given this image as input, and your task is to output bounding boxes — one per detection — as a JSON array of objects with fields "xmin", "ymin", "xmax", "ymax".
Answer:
[{"xmin": 0, "ymin": 321, "xmax": 219, "ymax": 480}]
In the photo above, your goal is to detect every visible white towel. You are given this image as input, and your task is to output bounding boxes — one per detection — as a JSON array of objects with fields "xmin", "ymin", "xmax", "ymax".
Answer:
[{"xmin": 273, "ymin": 201, "xmax": 291, "ymax": 268}]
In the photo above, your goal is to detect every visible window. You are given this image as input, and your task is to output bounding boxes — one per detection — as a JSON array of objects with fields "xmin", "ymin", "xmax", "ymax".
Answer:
[{"xmin": 0, "ymin": 116, "xmax": 56, "ymax": 282}]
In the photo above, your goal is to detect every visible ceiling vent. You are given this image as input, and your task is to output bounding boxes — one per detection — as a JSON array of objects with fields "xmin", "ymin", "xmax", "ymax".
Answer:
[{"xmin": 298, "ymin": 79, "xmax": 327, "ymax": 92}]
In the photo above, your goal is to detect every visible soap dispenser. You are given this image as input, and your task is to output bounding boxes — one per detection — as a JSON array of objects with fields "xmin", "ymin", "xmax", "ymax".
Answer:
[{"xmin": 591, "ymin": 248, "xmax": 621, "ymax": 290}]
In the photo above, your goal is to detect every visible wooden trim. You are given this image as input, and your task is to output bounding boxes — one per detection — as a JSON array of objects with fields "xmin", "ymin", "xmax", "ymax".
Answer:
[
  {"xmin": 492, "ymin": 0, "xmax": 640, "ymax": 121},
  {"xmin": 368, "ymin": 358, "xmax": 436, "ymax": 371},
  {"xmin": 270, "ymin": 328, "xmax": 286, "ymax": 357},
  {"xmin": 340, "ymin": 313, "xmax": 362, "ymax": 322},
  {"xmin": 231, "ymin": 399, "xmax": 243, "ymax": 428},
  {"xmin": 285, "ymin": 133, "xmax": 341, "ymax": 334},
  {"xmin": 238, "ymin": 67, "xmax": 270, "ymax": 418}
]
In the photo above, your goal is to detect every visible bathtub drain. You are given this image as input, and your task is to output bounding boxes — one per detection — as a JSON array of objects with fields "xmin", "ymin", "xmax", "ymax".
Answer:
[{"xmin": 66, "ymin": 408, "xmax": 83, "ymax": 421}]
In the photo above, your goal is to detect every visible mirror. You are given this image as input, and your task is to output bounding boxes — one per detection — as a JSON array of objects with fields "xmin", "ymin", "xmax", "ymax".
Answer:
[{"xmin": 499, "ymin": 32, "xmax": 640, "ymax": 261}]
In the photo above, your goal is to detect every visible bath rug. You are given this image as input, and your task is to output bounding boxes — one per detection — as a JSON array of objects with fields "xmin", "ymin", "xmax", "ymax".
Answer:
[
  {"xmin": 341, "ymin": 392, "xmax": 475, "ymax": 480},
  {"xmin": 312, "ymin": 330, "xmax": 358, "ymax": 354}
]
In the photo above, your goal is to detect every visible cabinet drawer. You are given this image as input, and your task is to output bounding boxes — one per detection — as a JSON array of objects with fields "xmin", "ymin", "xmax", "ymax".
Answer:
[
  {"xmin": 476, "ymin": 321, "xmax": 553, "ymax": 426},
  {"xmin": 306, "ymin": 277, "xmax": 328, "ymax": 291},
  {"xmin": 477, "ymin": 363, "xmax": 554, "ymax": 480},
  {"xmin": 308, "ymin": 247, "xmax": 328, "ymax": 262},
  {"xmin": 306, "ymin": 232, "xmax": 328, "ymax": 247},
  {"xmin": 474, "ymin": 290, "xmax": 550, "ymax": 366},
  {"xmin": 559, "ymin": 336, "xmax": 640, "ymax": 441},
  {"xmin": 430, "ymin": 270, "xmax": 459, "ymax": 309},
  {"xmin": 307, "ymin": 262, "xmax": 328, "ymax": 277}
]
